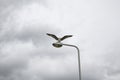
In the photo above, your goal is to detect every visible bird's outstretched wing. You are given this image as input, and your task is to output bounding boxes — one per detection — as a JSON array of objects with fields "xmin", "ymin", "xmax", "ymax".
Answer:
[
  {"xmin": 61, "ymin": 35, "xmax": 73, "ymax": 41},
  {"xmin": 46, "ymin": 33, "xmax": 58, "ymax": 40}
]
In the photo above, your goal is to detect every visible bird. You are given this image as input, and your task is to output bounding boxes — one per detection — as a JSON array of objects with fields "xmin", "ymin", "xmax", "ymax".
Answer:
[{"xmin": 46, "ymin": 33, "xmax": 72, "ymax": 43}]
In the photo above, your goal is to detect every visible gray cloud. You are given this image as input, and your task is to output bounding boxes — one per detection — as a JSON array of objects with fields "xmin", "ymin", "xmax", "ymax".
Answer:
[
  {"xmin": 0, "ymin": 0, "xmax": 71, "ymax": 80},
  {"xmin": 0, "ymin": 0, "xmax": 120, "ymax": 80},
  {"xmin": 102, "ymin": 39, "xmax": 120, "ymax": 80},
  {"xmin": 0, "ymin": 1, "xmax": 60, "ymax": 46}
]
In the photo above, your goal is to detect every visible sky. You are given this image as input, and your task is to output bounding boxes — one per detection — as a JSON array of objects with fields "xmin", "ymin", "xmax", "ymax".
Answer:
[{"xmin": 0, "ymin": 0, "xmax": 120, "ymax": 80}]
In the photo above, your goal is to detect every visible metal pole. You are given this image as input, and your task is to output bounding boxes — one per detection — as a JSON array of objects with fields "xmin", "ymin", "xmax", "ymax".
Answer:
[{"xmin": 61, "ymin": 43, "xmax": 81, "ymax": 80}]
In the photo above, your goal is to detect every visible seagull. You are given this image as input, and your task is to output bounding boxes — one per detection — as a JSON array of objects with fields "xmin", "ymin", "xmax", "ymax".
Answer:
[{"xmin": 46, "ymin": 33, "xmax": 72, "ymax": 43}]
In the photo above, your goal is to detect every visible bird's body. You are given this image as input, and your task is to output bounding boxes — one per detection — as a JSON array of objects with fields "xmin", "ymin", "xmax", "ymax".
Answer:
[{"xmin": 57, "ymin": 38, "xmax": 61, "ymax": 42}]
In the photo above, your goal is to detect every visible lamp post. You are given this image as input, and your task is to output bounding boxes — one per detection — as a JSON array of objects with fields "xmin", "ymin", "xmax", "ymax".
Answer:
[{"xmin": 47, "ymin": 33, "xmax": 81, "ymax": 80}]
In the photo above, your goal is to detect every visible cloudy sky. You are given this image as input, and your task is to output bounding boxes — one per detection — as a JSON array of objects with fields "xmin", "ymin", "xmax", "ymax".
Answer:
[{"xmin": 0, "ymin": 0, "xmax": 120, "ymax": 80}]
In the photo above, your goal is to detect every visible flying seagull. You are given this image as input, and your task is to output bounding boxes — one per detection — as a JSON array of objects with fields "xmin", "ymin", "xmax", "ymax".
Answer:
[{"xmin": 46, "ymin": 33, "xmax": 72, "ymax": 42}]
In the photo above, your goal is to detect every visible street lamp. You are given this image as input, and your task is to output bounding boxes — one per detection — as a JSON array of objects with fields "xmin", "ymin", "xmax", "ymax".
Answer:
[{"xmin": 46, "ymin": 33, "xmax": 81, "ymax": 80}]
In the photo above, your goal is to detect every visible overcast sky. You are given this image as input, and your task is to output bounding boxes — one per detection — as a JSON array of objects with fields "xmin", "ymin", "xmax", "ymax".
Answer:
[{"xmin": 0, "ymin": 0, "xmax": 120, "ymax": 80}]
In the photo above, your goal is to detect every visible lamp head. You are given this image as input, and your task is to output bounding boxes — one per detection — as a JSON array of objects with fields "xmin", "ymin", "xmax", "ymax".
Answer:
[{"xmin": 52, "ymin": 42, "xmax": 63, "ymax": 48}]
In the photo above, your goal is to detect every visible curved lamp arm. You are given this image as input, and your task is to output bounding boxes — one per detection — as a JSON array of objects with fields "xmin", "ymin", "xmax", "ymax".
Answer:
[{"xmin": 61, "ymin": 43, "xmax": 81, "ymax": 80}]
